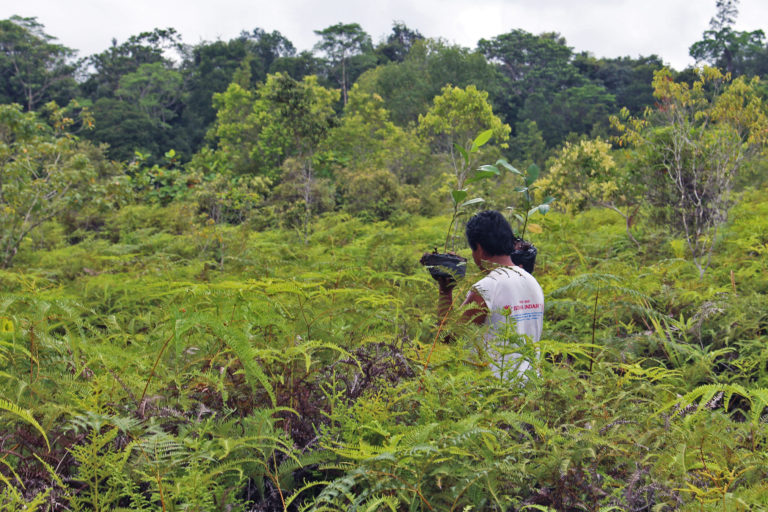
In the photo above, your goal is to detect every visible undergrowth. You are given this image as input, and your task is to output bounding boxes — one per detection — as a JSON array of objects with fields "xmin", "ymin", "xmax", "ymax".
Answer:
[{"xmin": 1, "ymin": 190, "xmax": 768, "ymax": 511}]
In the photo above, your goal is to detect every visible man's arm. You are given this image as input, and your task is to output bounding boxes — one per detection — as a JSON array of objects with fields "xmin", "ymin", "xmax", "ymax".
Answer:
[
  {"xmin": 437, "ymin": 279, "xmax": 488, "ymax": 326},
  {"xmin": 437, "ymin": 277, "xmax": 455, "ymax": 323},
  {"xmin": 461, "ymin": 289, "xmax": 488, "ymax": 325}
]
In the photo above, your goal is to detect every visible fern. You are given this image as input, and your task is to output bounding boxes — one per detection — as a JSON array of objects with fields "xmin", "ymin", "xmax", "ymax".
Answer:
[
  {"xmin": 0, "ymin": 398, "xmax": 49, "ymax": 451},
  {"xmin": 208, "ymin": 318, "xmax": 277, "ymax": 407}
]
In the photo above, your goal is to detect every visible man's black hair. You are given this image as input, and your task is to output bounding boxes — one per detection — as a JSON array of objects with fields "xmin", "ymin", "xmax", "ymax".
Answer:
[{"xmin": 465, "ymin": 210, "xmax": 517, "ymax": 256}]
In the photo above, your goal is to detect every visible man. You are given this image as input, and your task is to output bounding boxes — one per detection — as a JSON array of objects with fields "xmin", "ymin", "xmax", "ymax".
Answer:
[{"xmin": 434, "ymin": 210, "xmax": 544, "ymax": 379}]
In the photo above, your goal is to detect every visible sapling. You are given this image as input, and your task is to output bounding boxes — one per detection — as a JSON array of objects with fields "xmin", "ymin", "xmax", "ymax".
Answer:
[
  {"xmin": 471, "ymin": 160, "xmax": 555, "ymax": 273},
  {"xmin": 444, "ymin": 128, "xmax": 498, "ymax": 251},
  {"xmin": 420, "ymin": 129, "xmax": 500, "ymax": 280},
  {"xmin": 497, "ymin": 162, "xmax": 555, "ymax": 240}
]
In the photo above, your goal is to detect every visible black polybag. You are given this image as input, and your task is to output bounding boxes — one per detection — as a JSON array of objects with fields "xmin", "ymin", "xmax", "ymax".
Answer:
[{"xmin": 511, "ymin": 239, "xmax": 537, "ymax": 274}]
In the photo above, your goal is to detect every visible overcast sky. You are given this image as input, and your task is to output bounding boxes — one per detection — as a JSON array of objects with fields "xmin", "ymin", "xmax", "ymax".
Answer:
[{"xmin": 3, "ymin": 0, "xmax": 767, "ymax": 70}]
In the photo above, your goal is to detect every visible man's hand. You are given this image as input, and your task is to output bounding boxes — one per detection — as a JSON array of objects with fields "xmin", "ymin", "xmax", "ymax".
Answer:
[{"xmin": 420, "ymin": 251, "xmax": 465, "ymax": 292}]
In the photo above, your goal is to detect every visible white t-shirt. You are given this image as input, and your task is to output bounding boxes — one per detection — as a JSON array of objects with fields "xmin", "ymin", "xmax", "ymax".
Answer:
[{"xmin": 470, "ymin": 266, "xmax": 544, "ymax": 380}]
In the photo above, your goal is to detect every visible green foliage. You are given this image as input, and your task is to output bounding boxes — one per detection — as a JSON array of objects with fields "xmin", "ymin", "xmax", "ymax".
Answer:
[
  {"xmin": 689, "ymin": 0, "xmax": 767, "ymax": 76},
  {"xmin": 416, "ymin": 86, "xmax": 510, "ymax": 249},
  {"xmin": 340, "ymin": 168, "xmax": 402, "ymax": 220},
  {"xmin": 441, "ymin": 129, "xmax": 502, "ymax": 250},
  {"xmin": 479, "ymin": 29, "xmax": 616, "ymax": 146},
  {"xmin": 4, "ymin": 184, "xmax": 768, "ymax": 509},
  {"xmin": 210, "ymin": 72, "xmax": 338, "ymax": 179},
  {"xmin": 374, "ymin": 22, "xmax": 424, "ymax": 64},
  {"xmin": 508, "ymin": 119, "xmax": 548, "ymax": 170},
  {"xmin": 540, "ymin": 139, "xmax": 619, "ymax": 214},
  {"xmin": 0, "ymin": 398, "xmax": 49, "ymax": 451},
  {"xmin": 539, "ymin": 138, "xmax": 636, "ymax": 244},
  {"xmin": 0, "ymin": 103, "xmax": 120, "ymax": 268},
  {"xmin": 417, "ymin": 84, "xmax": 510, "ymax": 154},
  {"xmin": 356, "ymin": 39, "xmax": 497, "ymax": 126},
  {"xmin": 4, "ymin": 16, "xmax": 768, "ymax": 512},
  {"xmin": 573, "ymin": 54, "xmax": 664, "ymax": 115},
  {"xmin": 0, "ymin": 16, "xmax": 77, "ymax": 111},
  {"xmin": 313, "ymin": 23, "xmax": 375, "ymax": 105},
  {"xmin": 322, "ymin": 85, "xmax": 429, "ymax": 185},
  {"xmin": 500, "ymin": 161, "xmax": 555, "ymax": 239},
  {"xmin": 614, "ymin": 67, "xmax": 768, "ymax": 276},
  {"xmin": 116, "ymin": 62, "xmax": 183, "ymax": 127}
]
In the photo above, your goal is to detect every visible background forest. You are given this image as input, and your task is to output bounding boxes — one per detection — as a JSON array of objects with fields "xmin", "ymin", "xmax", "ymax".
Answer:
[{"xmin": 2, "ymin": 0, "xmax": 768, "ymax": 510}]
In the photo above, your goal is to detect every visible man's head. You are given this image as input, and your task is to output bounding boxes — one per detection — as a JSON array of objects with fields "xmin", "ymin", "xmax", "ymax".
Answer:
[{"xmin": 465, "ymin": 210, "xmax": 517, "ymax": 261}]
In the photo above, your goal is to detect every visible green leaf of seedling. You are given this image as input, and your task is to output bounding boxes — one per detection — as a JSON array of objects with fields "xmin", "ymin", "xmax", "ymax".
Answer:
[
  {"xmin": 529, "ymin": 206, "xmax": 540, "ymax": 216},
  {"xmin": 478, "ymin": 164, "xmax": 500, "ymax": 174},
  {"xmin": 496, "ymin": 158, "xmax": 522, "ymax": 174},
  {"xmin": 542, "ymin": 196, "xmax": 556, "ymax": 205},
  {"xmin": 513, "ymin": 213, "xmax": 525, "ymax": 224},
  {"xmin": 471, "ymin": 129, "xmax": 494, "ymax": 151},
  {"xmin": 453, "ymin": 143, "xmax": 469, "ymax": 165},
  {"xmin": 538, "ymin": 204, "xmax": 551, "ymax": 215},
  {"xmin": 466, "ymin": 169, "xmax": 499, "ymax": 184},
  {"xmin": 525, "ymin": 164, "xmax": 540, "ymax": 186},
  {"xmin": 451, "ymin": 189, "xmax": 468, "ymax": 205},
  {"xmin": 514, "ymin": 186, "xmax": 528, "ymax": 193},
  {"xmin": 460, "ymin": 197, "xmax": 484, "ymax": 208},
  {"xmin": 526, "ymin": 163, "xmax": 540, "ymax": 178}
]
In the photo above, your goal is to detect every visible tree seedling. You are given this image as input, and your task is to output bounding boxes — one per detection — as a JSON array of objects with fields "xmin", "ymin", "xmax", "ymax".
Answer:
[
  {"xmin": 420, "ymin": 129, "xmax": 502, "ymax": 280},
  {"xmin": 499, "ymin": 162, "xmax": 555, "ymax": 240},
  {"xmin": 444, "ymin": 128, "xmax": 499, "ymax": 251}
]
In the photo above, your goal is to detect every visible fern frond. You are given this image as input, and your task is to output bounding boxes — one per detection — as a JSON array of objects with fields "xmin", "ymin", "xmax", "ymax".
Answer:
[
  {"xmin": 747, "ymin": 388, "xmax": 768, "ymax": 425},
  {"xmin": 0, "ymin": 398, "xmax": 49, "ymax": 451},
  {"xmin": 0, "ymin": 457, "xmax": 23, "ymax": 488},
  {"xmin": 211, "ymin": 322, "xmax": 276, "ymax": 407},
  {"xmin": 33, "ymin": 454, "xmax": 67, "ymax": 491},
  {"xmin": 283, "ymin": 480, "xmax": 333, "ymax": 509},
  {"xmin": 277, "ymin": 448, "xmax": 332, "ymax": 489},
  {"xmin": 494, "ymin": 410, "xmax": 551, "ymax": 439},
  {"xmin": 359, "ymin": 494, "xmax": 399, "ymax": 512}
]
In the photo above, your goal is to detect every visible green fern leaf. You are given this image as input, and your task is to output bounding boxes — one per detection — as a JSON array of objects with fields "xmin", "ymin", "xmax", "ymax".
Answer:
[{"xmin": 0, "ymin": 398, "xmax": 49, "ymax": 451}]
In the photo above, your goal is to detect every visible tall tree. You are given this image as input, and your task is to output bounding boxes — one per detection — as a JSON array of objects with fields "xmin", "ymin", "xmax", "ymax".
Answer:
[
  {"xmin": 417, "ymin": 84, "xmax": 510, "ymax": 154},
  {"xmin": 246, "ymin": 28, "xmax": 297, "ymax": 76},
  {"xmin": 356, "ymin": 39, "xmax": 496, "ymax": 126},
  {"xmin": 81, "ymin": 28, "xmax": 182, "ymax": 100},
  {"xmin": 375, "ymin": 21, "xmax": 424, "ymax": 64},
  {"xmin": 322, "ymin": 84, "xmax": 429, "ymax": 184},
  {"xmin": 689, "ymin": 0, "xmax": 766, "ymax": 75},
  {"xmin": 479, "ymin": 30, "xmax": 614, "ymax": 146},
  {"xmin": 80, "ymin": 28, "xmax": 190, "ymax": 160},
  {"xmin": 87, "ymin": 98, "xmax": 164, "ymax": 161},
  {"xmin": 0, "ymin": 16, "xmax": 77, "ymax": 110},
  {"xmin": 180, "ymin": 29, "xmax": 298, "ymax": 152},
  {"xmin": 479, "ymin": 30, "xmax": 575, "ymax": 96},
  {"xmin": 116, "ymin": 62, "xmax": 183, "ymax": 127},
  {"xmin": 573, "ymin": 54, "xmax": 664, "ymax": 115},
  {"xmin": 259, "ymin": 73, "xmax": 339, "ymax": 239},
  {"xmin": 180, "ymin": 39, "xmax": 252, "ymax": 151},
  {"xmin": 314, "ymin": 23, "xmax": 374, "ymax": 105},
  {"xmin": 268, "ymin": 50, "xmax": 322, "ymax": 80}
]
